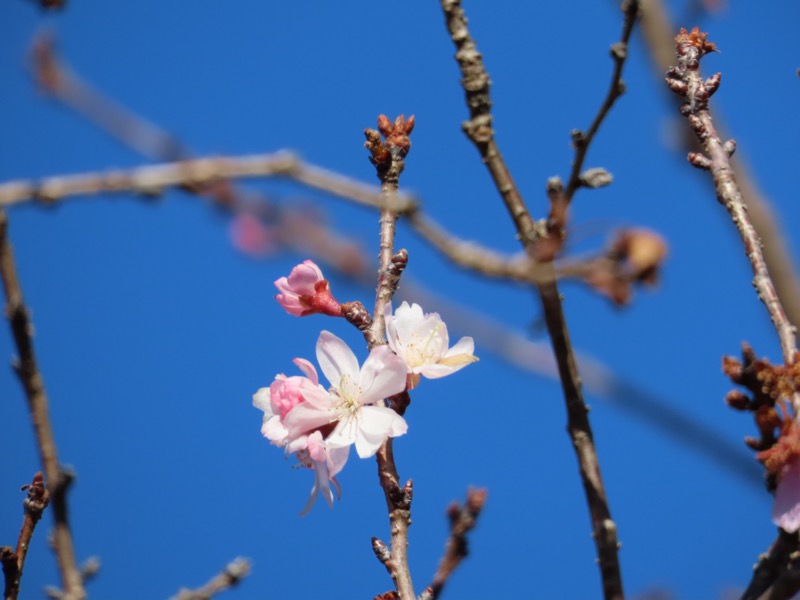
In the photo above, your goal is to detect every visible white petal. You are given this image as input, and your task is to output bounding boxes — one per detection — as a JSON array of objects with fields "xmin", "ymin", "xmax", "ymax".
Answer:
[
  {"xmin": 252, "ymin": 387, "xmax": 272, "ymax": 413},
  {"xmin": 392, "ymin": 302, "xmax": 425, "ymax": 346},
  {"xmin": 384, "ymin": 303, "xmax": 402, "ymax": 355},
  {"xmin": 359, "ymin": 346, "xmax": 408, "ymax": 405},
  {"xmin": 326, "ymin": 416, "xmax": 359, "ymax": 450},
  {"xmin": 354, "ymin": 406, "xmax": 408, "ymax": 458},
  {"xmin": 445, "ymin": 336, "xmax": 475, "ymax": 358},
  {"xmin": 316, "ymin": 330, "xmax": 359, "ymax": 388}
]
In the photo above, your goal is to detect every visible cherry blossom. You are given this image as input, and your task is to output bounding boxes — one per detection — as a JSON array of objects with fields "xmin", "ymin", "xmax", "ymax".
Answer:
[
  {"xmin": 274, "ymin": 260, "xmax": 343, "ymax": 317},
  {"xmin": 284, "ymin": 331, "xmax": 408, "ymax": 458},
  {"xmin": 298, "ymin": 431, "xmax": 349, "ymax": 516},
  {"xmin": 385, "ymin": 301, "xmax": 478, "ymax": 389}
]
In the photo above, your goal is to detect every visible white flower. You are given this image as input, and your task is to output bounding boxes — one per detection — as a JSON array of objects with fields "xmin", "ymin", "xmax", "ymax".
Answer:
[
  {"xmin": 284, "ymin": 331, "xmax": 408, "ymax": 458},
  {"xmin": 385, "ymin": 302, "xmax": 478, "ymax": 389}
]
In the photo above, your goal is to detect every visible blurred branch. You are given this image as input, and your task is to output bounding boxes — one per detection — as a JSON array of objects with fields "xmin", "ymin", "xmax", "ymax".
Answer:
[
  {"xmin": 169, "ymin": 557, "xmax": 251, "ymax": 600},
  {"xmin": 0, "ymin": 210, "xmax": 85, "ymax": 600},
  {"xmin": 1, "ymin": 472, "xmax": 50, "ymax": 600},
  {"xmin": 635, "ymin": 0, "xmax": 800, "ymax": 334},
  {"xmin": 439, "ymin": 1, "xmax": 640, "ymax": 598},
  {"xmin": 0, "ymin": 151, "xmax": 411, "ymax": 213},
  {"xmin": 420, "ymin": 488, "xmax": 487, "ymax": 600}
]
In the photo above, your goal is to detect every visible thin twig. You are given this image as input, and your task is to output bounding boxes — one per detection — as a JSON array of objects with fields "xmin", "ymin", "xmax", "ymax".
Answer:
[
  {"xmin": 564, "ymin": 0, "xmax": 639, "ymax": 203},
  {"xmin": 668, "ymin": 29, "xmax": 798, "ymax": 382},
  {"xmin": 0, "ymin": 210, "xmax": 85, "ymax": 600},
  {"xmin": 634, "ymin": 0, "xmax": 800, "ymax": 334},
  {"xmin": 1, "ymin": 472, "xmax": 50, "ymax": 600},
  {"xmin": 424, "ymin": 488, "xmax": 487, "ymax": 600},
  {"xmin": 440, "ymin": 2, "xmax": 630, "ymax": 598},
  {"xmin": 169, "ymin": 557, "xmax": 251, "ymax": 600}
]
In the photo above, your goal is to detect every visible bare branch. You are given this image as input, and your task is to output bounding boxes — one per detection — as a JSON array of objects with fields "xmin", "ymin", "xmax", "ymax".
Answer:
[
  {"xmin": 440, "ymin": 2, "xmax": 631, "ymax": 597},
  {"xmin": 0, "ymin": 211, "xmax": 85, "ymax": 599},
  {"xmin": 564, "ymin": 0, "xmax": 639, "ymax": 203},
  {"xmin": 169, "ymin": 557, "xmax": 251, "ymax": 600},
  {"xmin": 635, "ymin": 0, "xmax": 800, "ymax": 335},
  {"xmin": 424, "ymin": 488, "xmax": 487, "ymax": 600},
  {"xmin": 668, "ymin": 29, "xmax": 798, "ymax": 374},
  {"xmin": 362, "ymin": 115, "xmax": 416, "ymax": 600},
  {"xmin": 1, "ymin": 472, "xmax": 50, "ymax": 600}
]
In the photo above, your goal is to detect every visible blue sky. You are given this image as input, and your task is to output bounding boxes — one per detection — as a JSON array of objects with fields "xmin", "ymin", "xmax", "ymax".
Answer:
[{"xmin": 1, "ymin": 1, "xmax": 799, "ymax": 599}]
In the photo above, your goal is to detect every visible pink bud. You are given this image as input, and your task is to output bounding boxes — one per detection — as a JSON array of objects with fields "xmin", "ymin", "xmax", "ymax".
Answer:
[
  {"xmin": 230, "ymin": 213, "xmax": 275, "ymax": 257},
  {"xmin": 274, "ymin": 260, "xmax": 343, "ymax": 317}
]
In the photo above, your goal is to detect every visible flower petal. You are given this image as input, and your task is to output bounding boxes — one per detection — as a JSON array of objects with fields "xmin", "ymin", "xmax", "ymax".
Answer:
[
  {"xmin": 774, "ymin": 459, "xmax": 800, "ymax": 532},
  {"xmin": 252, "ymin": 387, "xmax": 272, "ymax": 413},
  {"xmin": 316, "ymin": 330, "xmax": 359, "ymax": 389},
  {"xmin": 445, "ymin": 336, "xmax": 475, "ymax": 359},
  {"xmin": 293, "ymin": 357, "xmax": 319, "ymax": 386},
  {"xmin": 353, "ymin": 406, "xmax": 408, "ymax": 458},
  {"xmin": 358, "ymin": 345, "xmax": 408, "ymax": 405}
]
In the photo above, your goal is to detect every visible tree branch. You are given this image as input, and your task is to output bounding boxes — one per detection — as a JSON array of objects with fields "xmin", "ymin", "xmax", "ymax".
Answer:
[
  {"xmin": 169, "ymin": 557, "xmax": 251, "ymax": 600},
  {"xmin": 0, "ymin": 210, "xmax": 85, "ymax": 600},
  {"xmin": 421, "ymin": 488, "xmax": 487, "ymax": 600},
  {"xmin": 440, "ymin": 2, "xmax": 633, "ymax": 598},
  {"xmin": 634, "ymin": 0, "xmax": 800, "ymax": 335},
  {"xmin": 1, "ymin": 472, "xmax": 50, "ymax": 600},
  {"xmin": 362, "ymin": 115, "xmax": 416, "ymax": 600},
  {"xmin": 668, "ymin": 29, "xmax": 798, "ymax": 379}
]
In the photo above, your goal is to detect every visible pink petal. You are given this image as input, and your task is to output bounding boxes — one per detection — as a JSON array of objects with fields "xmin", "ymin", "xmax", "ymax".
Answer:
[
  {"xmin": 316, "ymin": 330, "xmax": 359, "ymax": 388},
  {"xmin": 293, "ymin": 357, "xmax": 319, "ymax": 386},
  {"xmin": 287, "ymin": 260, "xmax": 324, "ymax": 295},
  {"xmin": 284, "ymin": 402, "xmax": 336, "ymax": 440},
  {"xmin": 774, "ymin": 459, "xmax": 800, "ymax": 532}
]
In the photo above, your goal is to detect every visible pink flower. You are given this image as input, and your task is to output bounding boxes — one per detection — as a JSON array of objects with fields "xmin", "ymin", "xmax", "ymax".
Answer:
[
  {"xmin": 297, "ymin": 431, "xmax": 349, "ymax": 516},
  {"xmin": 284, "ymin": 331, "xmax": 408, "ymax": 458},
  {"xmin": 275, "ymin": 260, "xmax": 343, "ymax": 317},
  {"xmin": 230, "ymin": 213, "xmax": 275, "ymax": 257},
  {"xmin": 254, "ymin": 358, "xmax": 328, "ymax": 450},
  {"xmin": 773, "ymin": 456, "xmax": 800, "ymax": 532},
  {"xmin": 253, "ymin": 360, "xmax": 351, "ymax": 515},
  {"xmin": 385, "ymin": 302, "xmax": 478, "ymax": 389}
]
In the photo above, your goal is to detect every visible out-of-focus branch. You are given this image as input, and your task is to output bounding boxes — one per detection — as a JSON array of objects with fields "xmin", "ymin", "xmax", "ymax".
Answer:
[
  {"xmin": 0, "ymin": 210, "xmax": 85, "ymax": 600},
  {"xmin": 0, "ymin": 152, "xmax": 412, "ymax": 213},
  {"xmin": 169, "ymin": 557, "xmax": 251, "ymax": 600},
  {"xmin": 635, "ymin": 0, "xmax": 800, "ymax": 333},
  {"xmin": 419, "ymin": 488, "xmax": 487, "ymax": 600},
  {"xmin": 439, "ymin": 2, "xmax": 636, "ymax": 598},
  {"xmin": 668, "ymin": 29, "xmax": 798, "ymax": 378},
  {"xmin": 1, "ymin": 472, "xmax": 50, "ymax": 600}
]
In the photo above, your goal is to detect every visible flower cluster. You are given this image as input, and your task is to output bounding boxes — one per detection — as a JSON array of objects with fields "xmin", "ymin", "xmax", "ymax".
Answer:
[{"xmin": 254, "ymin": 261, "xmax": 477, "ymax": 514}]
